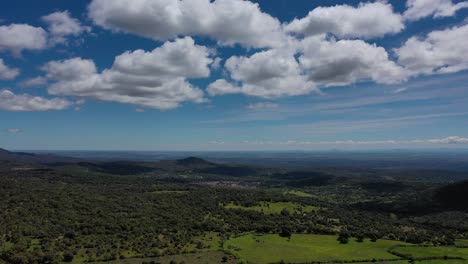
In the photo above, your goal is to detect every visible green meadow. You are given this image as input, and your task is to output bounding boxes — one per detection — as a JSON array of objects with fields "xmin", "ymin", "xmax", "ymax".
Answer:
[
  {"xmin": 182, "ymin": 232, "xmax": 223, "ymax": 252},
  {"xmin": 358, "ymin": 260, "xmax": 467, "ymax": 264},
  {"xmin": 151, "ymin": 190, "xmax": 190, "ymax": 194},
  {"xmin": 224, "ymin": 201, "xmax": 318, "ymax": 214},
  {"xmin": 224, "ymin": 234, "xmax": 408, "ymax": 263},
  {"xmin": 455, "ymin": 240, "xmax": 468, "ymax": 247},
  {"xmin": 284, "ymin": 190, "xmax": 316, "ymax": 198},
  {"xmin": 392, "ymin": 245, "xmax": 468, "ymax": 259},
  {"xmin": 403, "ymin": 260, "xmax": 468, "ymax": 264}
]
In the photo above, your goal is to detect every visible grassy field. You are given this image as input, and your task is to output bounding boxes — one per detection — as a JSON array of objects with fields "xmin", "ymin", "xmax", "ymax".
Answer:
[
  {"xmin": 224, "ymin": 201, "xmax": 318, "ymax": 214},
  {"xmin": 224, "ymin": 234, "xmax": 408, "ymax": 263},
  {"xmin": 455, "ymin": 240, "xmax": 468, "ymax": 247},
  {"xmin": 357, "ymin": 260, "xmax": 467, "ymax": 264},
  {"xmin": 392, "ymin": 245, "xmax": 468, "ymax": 259},
  {"xmin": 151, "ymin": 190, "xmax": 190, "ymax": 194},
  {"xmin": 284, "ymin": 190, "xmax": 316, "ymax": 198},
  {"xmin": 182, "ymin": 232, "xmax": 223, "ymax": 252},
  {"xmin": 414, "ymin": 261, "xmax": 468, "ymax": 264}
]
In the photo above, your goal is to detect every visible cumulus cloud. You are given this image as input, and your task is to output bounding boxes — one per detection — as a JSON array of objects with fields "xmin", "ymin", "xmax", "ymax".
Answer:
[
  {"xmin": 0, "ymin": 12, "xmax": 88, "ymax": 54},
  {"xmin": 247, "ymin": 102, "xmax": 278, "ymax": 110},
  {"xmin": 88, "ymin": 0, "xmax": 286, "ymax": 48},
  {"xmin": 285, "ymin": 2, "xmax": 404, "ymax": 39},
  {"xmin": 210, "ymin": 35, "xmax": 407, "ymax": 99},
  {"xmin": 41, "ymin": 11, "xmax": 91, "ymax": 44},
  {"xmin": 42, "ymin": 37, "xmax": 211, "ymax": 110},
  {"xmin": 395, "ymin": 24, "xmax": 468, "ymax": 76},
  {"xmin": 300, "ymin": 36, "xmax": 407, "ymax": 86},
  {"xmin": 0, "ymin": 24, "xmax": 48, "ymax": 54},
  {"xmin": 0, "ymin": 59, "xmax": 20, "ymax": 80},
  {"xmin": 0, "ymin": 89, "xmax": 74, "ymax": 111},
  {"xmin": 212, "ymin": 48, "xmax": 315, "ymax": 98},
  {"xmin": 207, "ymin": 79, "xmax": 241, "ymax": 96},
  {"xmin": 1, "ymin": 1, "xmax": 465, "ymax": 109},
  {"xmin": 42, "ymin": 57, "xmax": 97, "ymax": 81},
  {"xmin": 404, "ymin": 0, "xmax": 468, "ymax": 21}
]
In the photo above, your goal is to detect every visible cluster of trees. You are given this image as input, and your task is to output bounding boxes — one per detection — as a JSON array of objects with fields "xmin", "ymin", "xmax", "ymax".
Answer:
[{"xmin": 0, "ymin": 161, "xmax": 466, "ymax": 263}]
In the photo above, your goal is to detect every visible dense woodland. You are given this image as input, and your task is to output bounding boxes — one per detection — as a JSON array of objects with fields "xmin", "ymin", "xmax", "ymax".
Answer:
[{"xmin": 0, "ymin": 149, "xmax": 467, "ymax": 264}]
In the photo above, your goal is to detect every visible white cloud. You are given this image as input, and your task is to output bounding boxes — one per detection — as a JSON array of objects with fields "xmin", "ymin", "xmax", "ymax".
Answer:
[
  {"xmin": 208, "ymin": 140, "xmax": 225, "ymax": 145},
  {"xmin": 242, "ymin": 136, "xmax": 468, "ymax": 146},
  {"xmin": 5, "ymin": 128, "xmax": 21, "ymax": 134},
  {"xmin": 0, "ymin": 1, "xmax": 465, "ymax": 111},
  {"xmin": 300, "ymin": 36, "xmax": 407, "ymax": 87},
  {"xmin": 426, "ymin": 136, "xmax": 468, "ymax": 144},
  {"xmin": 285, "ymin": 2, "xmax": 404, "ymax": 39},
  {"xmin": 227, "ymin": 49, "xmax": 298, "ymax": 84},
  {"xmin": 314, "ymin": 137, "xmax": 468, "ymax": 145},
  {"xmin": 112, "ymin": 38, "xmax": 212, "ymax": 78},
  {"xmin": 41, "ymin": 11, "xmax": 91, "ymax": 44},
  {"xmin": 319, "ymin": 140, "xmax": 398, "ymax": 145},
  {"xmin": 0, "ymin": 59, "xmax": 20, "ymax": 80},
  {"xmin": 286, "ymin": 140, "xmax": 399, "ymax": 145},
  {"xmin": 247, "ymin": 102, "xmax": 278, "ymax": 110},
  {"xmin": 19, "ymin": 76, "xmax": 48, "ymax": 87},
  {"xmin": 395, "ymin": 24, "xmax": 468, "ymax": 76},
  {"xmin": 42, "ymin": 37, "xmax": 211, "ymax": 110},
  {"xmin": 392, "ymin": 87, "xmax": 408, "ymax": 94},
  {"xmin": 207, "ymin": 79, "xmax": 241, "ymax": 96},
  {"xmin": 0, "ymin": 12, "xmax": 88, "ymax": 54},
  {"xmin": 210, "ymin": 35, "xmax": 407, "ymax": 99},
  {"xmin": 217, "ymin": 48, "xmax": 316, "ymax": 98},
  {"xmin": 88, "ymin": 0, "xmax": 286, "ymax": 48},
  {"xmin": 211, "ymin": 57, "xmax": 222, "ymax": 70},
  {"xmin": 0, "ymin": 89, "xmax": 74, "ymax": 111},
  {"xmin": 404, "ymin": 0, "xmax": 468, "ymax": 21},
  {"xmin": 42, "ymin": 57, "xmax": 97, "ymax": 81},
  {"xmin": 0, "ymin": 24, "xmax": 48, "ymax": 54},
  {"xmin": 321, "ymin": 136, "xmax": 468, "ymax": 145}
]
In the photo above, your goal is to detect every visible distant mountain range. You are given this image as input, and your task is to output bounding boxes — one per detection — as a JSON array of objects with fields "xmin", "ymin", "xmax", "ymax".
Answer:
[
  {"xmin": 0, "ymin": 148, "xmax": 80, "ymax": 164},
  {"xmin": 0, "ymin": 148, "xmax": 260, "ymax": 177}
]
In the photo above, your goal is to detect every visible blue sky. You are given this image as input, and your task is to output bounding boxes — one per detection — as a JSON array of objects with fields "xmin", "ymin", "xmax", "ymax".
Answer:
[{"xmin": 0, "ymin": 0, "xmax": 468, "ymax": 150}]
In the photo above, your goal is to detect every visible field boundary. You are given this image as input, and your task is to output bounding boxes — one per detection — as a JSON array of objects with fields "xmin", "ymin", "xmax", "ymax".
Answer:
[{"xmin": 387, "ymin": 244, "xmax": 467, "ymax": 262}]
